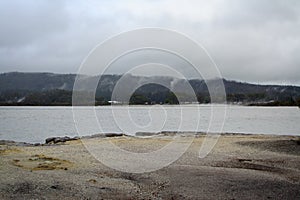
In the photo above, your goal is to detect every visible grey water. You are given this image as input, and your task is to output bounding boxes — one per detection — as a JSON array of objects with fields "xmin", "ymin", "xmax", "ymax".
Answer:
[{"xmin": 0, "ymin": 105, "xmax": 299, "ymax": 143}]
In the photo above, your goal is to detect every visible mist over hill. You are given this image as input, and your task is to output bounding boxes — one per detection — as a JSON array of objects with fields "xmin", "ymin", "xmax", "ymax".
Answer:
[{"xmin": 0, "ymin": 72, "xmax": 299, "ymax": 106}]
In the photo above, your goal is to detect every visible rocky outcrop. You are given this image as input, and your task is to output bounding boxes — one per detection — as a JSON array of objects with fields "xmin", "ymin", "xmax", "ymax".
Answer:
[{"xmin": 45, "ymin": 136, "xmax": 80, "ymax": 144}]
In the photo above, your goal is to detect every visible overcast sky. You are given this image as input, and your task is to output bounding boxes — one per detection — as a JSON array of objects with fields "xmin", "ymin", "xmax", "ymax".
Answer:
[{"xmin": 0, "ymin": 0, "xmax": 299, "ymax": 85}]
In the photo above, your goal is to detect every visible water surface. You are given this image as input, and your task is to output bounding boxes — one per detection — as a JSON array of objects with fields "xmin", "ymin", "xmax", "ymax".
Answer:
[{"xmin": 0, "ymin": 105, "xmax": 299, "ymax": 143}]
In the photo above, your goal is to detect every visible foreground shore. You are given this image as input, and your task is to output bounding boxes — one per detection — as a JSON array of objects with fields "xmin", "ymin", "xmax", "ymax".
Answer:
[{"xmin": 0, "ymin": 134, "xmax": 299, "ymax": 199}]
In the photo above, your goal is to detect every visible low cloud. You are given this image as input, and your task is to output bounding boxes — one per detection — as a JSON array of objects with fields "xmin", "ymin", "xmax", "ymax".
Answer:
[{"xmin": 0, "ymin": 0, "xmax": 299, "ymax": 85}]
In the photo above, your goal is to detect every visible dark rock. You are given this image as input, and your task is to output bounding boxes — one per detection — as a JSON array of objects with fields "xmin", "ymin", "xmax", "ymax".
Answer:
[
  {"xmin": 45, "ymin": 136, "xmax": 80, "ymax": 144},
  {"xmin": 82, "ymin": 133, "xmax": 132, "ymax": 139},
  {"xmin": 104, "ymin": 133, "xmax": 124, "ymax": 137},
  {"xmin": 50, "ymin": 185, "xmax": 58, "ymax": 189},
  {"xmin": 82, "ymin": 133, "xmax": 106, "ymax": 139},
  {"xmin": 50, "ymin": 184, "xmax": 62, "ymax": 190},
  {"xmin": 45, "ymin": 137, "xmax": 56, "ymax": 144}
]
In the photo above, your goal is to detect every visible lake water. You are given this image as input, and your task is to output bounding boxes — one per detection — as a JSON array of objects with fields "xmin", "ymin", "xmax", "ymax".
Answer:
[{"xmin": 0, "ymin": 105, "xmax": 299, "ymax": 143}]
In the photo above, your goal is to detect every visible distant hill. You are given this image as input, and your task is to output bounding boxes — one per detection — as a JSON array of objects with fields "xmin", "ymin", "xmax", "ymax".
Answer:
[{"xmin": 0, "ymin": 72, "xmax": 299, "ymax": 106}]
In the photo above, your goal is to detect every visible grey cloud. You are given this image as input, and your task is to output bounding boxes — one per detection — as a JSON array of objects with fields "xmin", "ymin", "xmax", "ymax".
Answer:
[
  {"xmin": 0, "ymin": 0, "xmax": 299, "ymax": 85},
  {"xmin": 0, "ymin": 0, "xmax": 69, "ymax": 47}
]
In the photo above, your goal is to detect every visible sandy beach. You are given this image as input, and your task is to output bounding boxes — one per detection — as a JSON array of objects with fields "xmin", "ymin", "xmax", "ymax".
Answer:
[{"xmin": 0, "ymin": 134, "xmax": 299, "ymax": 199}]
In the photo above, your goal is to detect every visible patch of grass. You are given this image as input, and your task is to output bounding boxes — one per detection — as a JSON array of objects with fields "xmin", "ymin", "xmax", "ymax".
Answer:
[{"xmin": 12, "ymin": 154, "xmax": 72, "ymax": 171}]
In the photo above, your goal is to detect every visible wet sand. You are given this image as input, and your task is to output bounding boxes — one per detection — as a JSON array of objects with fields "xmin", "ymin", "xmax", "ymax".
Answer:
[{"xmin": 0, "ymin": 134, "xmax": 299, "ymax": 199}]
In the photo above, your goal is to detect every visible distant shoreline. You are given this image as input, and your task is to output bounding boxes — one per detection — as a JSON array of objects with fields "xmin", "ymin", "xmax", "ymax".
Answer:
[
  {"xmin": 0, "ymin": 102, "xmax": 299, "ymax": 107},
  {"xmin": 1, "ymin": 72, "xmax": 300, "ymax": 107}
]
